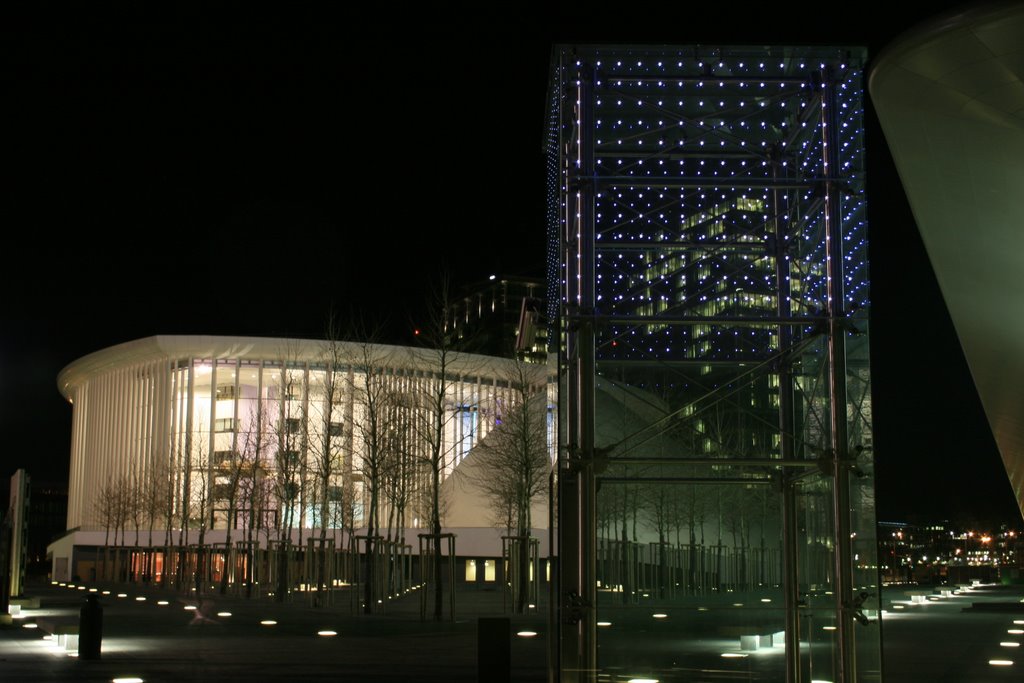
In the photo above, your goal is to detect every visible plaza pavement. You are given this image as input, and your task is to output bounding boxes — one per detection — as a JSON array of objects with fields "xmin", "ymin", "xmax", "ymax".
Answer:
[{"xmin": 2, "ymin": 579, "xmax": 1023, "ymax": 681}]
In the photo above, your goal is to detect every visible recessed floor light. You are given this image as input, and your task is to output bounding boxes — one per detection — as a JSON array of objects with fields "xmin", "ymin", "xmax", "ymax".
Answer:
[
  {"xmin": 260, "ymin": 620, "xmax": 277, "ymax": 626},
  {"xmin": 517, "ymin": 631, "xmax": 538, "ymax": 637},
  {"xmin": 597, "ymin": 621, "xmax": 612, "ymax": 627},
  {"xmin": 157, "ymin": 601, "xmax": 169, "ymax": 606},
  {"xmin": 135, "ymin": 597, "xmax": 146, "ymax": 602},
  {"xmin": 989, "ymin": 659, "xmax": 1014, "ymax": 666},
  {"xmin": 217, "ymin": 612, "xmax": 231, "ymax": 617},
  {"xmin": 652, "ymin": 613, "xmax": 667, "ymax": 619},
  {"xmin": 184, "ymin": 605, "xmax": 197, "ymax": 611},
  {"xmin": 1000, "ymin": 642, "xmax": 1020, "ymax": 648},
  {"xmin": 23, "ymin": 623, "xmax": 38, "ymax": 629},
  {"xmin": 721, "ymin": 652, "xmax": 748, "ymax": 658},
  {"xmin": 317, "ymin": 630, "xmax": 337, "ymax": 637}
]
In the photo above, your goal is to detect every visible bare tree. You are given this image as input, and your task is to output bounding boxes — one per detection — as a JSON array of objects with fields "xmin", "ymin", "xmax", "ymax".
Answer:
[
  {"xmin": 186, "ymin": 432, "xmax": 213, "ymax": 594},
  {"xmin": 469, "ymin": 358, "xmax": 549, "ymax": 612},
  {"xmin": 93, "ymin": 479, "xmax": 119, "ymax": 580},
  {"xmin": 349, "ymin": 338, "xmax": 398, "ymax": 613},
  {"xmin": 218, "ymin": 397, "xmax": 269, "ymax": 596},
  {"xmin": 411, "ymin": 276, "xmax": 489, "ymax": 619},
  {"xmin": 382, "ymin": 391, "xmax": 418, "ymax": 545},
  {"xmin": 307, "ymin": 315, "xmax": 348, "ymax": 604},
  {"xmin": 270, "ymin": 356, "xmax": 305, "ymax": 601},
  {"xmin": 642, "ymin": 483, "xmax": 674, "ymax": 599},
  {"xmin": 140, "ymin": 466, "xmax": 167, "ymax": 583}
]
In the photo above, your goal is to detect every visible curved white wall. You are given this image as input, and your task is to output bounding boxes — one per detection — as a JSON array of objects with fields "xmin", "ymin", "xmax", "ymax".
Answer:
[{"xmin": 870, "ymin": 3, "xmax": 1024, "ymax": 519}]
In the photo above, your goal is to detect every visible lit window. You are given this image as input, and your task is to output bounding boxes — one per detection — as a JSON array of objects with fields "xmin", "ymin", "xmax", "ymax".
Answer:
[
  {"xmin": 465, "ymin": 560, "xmax": 477, "ymax": 582},
  {"xmin": 484, "ymin": 560, "xmax": 496, "ymax": 582}
]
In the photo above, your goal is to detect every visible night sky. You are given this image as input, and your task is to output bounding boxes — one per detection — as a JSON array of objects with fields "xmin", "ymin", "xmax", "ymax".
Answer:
[{"xmin": 4, "ymin": 3, "xmax": 1019, "ymax": 526}]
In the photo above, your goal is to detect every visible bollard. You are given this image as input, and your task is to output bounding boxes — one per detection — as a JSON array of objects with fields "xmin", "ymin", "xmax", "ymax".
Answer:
[
  {"xmin": 79, "ymin": 594, "xmax": 103, "ymax": 660},
  {"xmin": 478, "ymin": 617, "xmax": 510, "ymax": 683}
]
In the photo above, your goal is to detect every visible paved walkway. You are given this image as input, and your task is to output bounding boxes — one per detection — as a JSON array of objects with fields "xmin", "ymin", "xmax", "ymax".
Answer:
[
  {"xmin": 1, "ymin": 580, "xmax": 548, "ymax": 682},
  {"xmin": 3, "ymin": 579, "xmax": 1023, "ymax": 681}
]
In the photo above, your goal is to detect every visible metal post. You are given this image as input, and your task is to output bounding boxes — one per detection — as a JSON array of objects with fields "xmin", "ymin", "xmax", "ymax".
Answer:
[
  {"xmin": 773, "ymin": 146, "xmax": 802, "ymax": 683},
  {"xmin": 821, "ymin": 66, "xmax": 855, "ymax": 683},
  {"xmin": 559, "ymin": 53, "xmax": 598, "ymax": 683}
]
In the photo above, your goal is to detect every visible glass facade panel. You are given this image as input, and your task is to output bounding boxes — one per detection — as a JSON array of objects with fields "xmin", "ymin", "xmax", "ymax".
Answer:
[{"xmin": 551, "ymin": 44, "xmax": 879, "ymax": 682}]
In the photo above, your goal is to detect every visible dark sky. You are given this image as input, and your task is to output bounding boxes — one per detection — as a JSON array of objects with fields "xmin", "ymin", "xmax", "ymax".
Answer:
[{"xmin": 4, "ymin": 3, "xmax": 1019, "ymax": 526}]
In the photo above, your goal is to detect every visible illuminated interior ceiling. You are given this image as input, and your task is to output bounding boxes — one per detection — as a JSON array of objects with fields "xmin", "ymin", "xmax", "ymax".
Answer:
[{"xmin": 870, "ymin": 2, "xmax": 1024, "ymax": 519}]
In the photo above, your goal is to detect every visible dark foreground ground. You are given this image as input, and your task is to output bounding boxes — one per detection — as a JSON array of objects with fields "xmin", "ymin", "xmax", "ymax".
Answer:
[{"xmin": 2, "ymin": 579, "xmax": 1022, "ymax": 682}]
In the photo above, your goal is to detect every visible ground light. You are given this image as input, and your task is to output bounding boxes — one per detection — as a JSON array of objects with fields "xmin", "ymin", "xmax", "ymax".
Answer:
[
  {"xmin": 23, "ymin": 623, "xmax": 38, "ymax": 629},
  {"xmin": 317, "ymin": 630, "xmax": 337, "ymax": 637},
  {"xmin": 135, "ymin": 597, "xmax": 146, "ymax": 602},
  {"xmin": 721, "ymin": 653, "xmax": 748, "ymax": 658},
  {"xmin": 597, "ymin": 621, "xmax": 612, "ymax": 627},
  {"xmin": 260, "ymin": 620, "xmax": 277, "ymax": 626},
  {"xmin": 217, "ymin": 612, "xmax": 232, "ymax": 617},
  {"xmin": 627, "ymin": 678, "xmax": 659, "ymax": 683},
  {"xmin": 652, "ymin": 613, "xmax": 667, "ymax": 619},
  {"xmin": 112, "ymin": 678, "xmax": 144, "ymax": 683},
  {"xmin": 183, "ymin": 605, "xmax": 196, "ymax": 611},
  {"xmin": 157, "ymin": 601, "xmax": 169, "ymax": 606},
  {"xmin": 988, "ymin": 660, "xmax": 1014, "ymax": 666},
  {"xmin": 1000, "ymin": 642, "xmax": 1020, "ymax": 647},
  {"xmin": 517, "ymin": 631, "xmax": 538, "ymax": 638}
]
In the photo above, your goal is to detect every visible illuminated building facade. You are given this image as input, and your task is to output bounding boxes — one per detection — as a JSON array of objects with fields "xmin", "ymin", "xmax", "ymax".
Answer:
[
  {"xmin": 549, "ymin": 45, "xmax": 879, "ymax": 682},
  {"xmin": 50, "ymin": 335, "xmax": 551, "ymax": 586}
]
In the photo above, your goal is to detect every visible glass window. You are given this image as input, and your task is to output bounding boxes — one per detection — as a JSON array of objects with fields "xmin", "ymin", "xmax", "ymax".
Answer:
[{"xmin": 465, "ymin": 559, "xmax": 477, "ymax": 582}]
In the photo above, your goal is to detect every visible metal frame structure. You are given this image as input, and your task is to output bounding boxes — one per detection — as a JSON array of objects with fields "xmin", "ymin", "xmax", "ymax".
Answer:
[{"xmin": 549, "ymin": 45, "xmax": 879, "ymax": 683}]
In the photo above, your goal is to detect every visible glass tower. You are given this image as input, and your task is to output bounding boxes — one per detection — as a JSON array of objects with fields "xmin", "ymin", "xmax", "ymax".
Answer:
[{"xmin": 548, "ymin": 45, "xmax": 879, "ymax": 682}]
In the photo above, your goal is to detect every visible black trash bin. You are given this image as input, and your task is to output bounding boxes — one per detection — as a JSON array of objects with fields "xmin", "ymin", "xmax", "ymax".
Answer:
[
  {"xmin": 79, "ymin": 594, "xmax": 103, "ymax": 660},
  {"xmin": 478, "ymin": 617, "xmax": 510, "ymax": 683}
]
